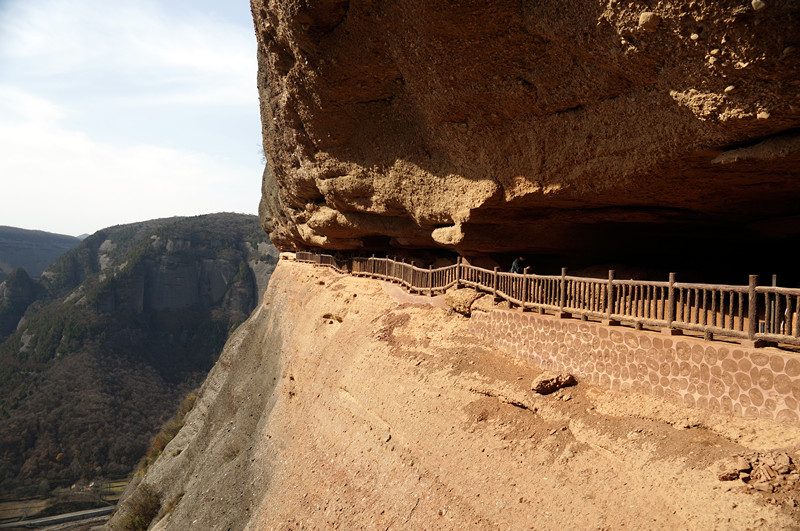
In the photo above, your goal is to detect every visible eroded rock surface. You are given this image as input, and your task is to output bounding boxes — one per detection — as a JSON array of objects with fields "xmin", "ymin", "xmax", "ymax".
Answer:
[{"xmin": 253, "ymin": 0, "xmax": 800, "ymax": 255}]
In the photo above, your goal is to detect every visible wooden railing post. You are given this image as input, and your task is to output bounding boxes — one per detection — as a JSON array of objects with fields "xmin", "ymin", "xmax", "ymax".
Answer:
[
  {"xmin": 748, "ymin": 274, "xmax": 758, "ymax": 340},
  {"xmin": 456, "ymin": 256, "xmax": 462, "ymax": 288},
  {"xmin": 493, "ymin": 266, "xmax": 500, "ymax": 301},
  {"xmin": 558, "ymin": 267, "xmax": 570, "ymax": 318},
  {"xmin": 744, "ymin": 274, "xmax": 766, "ymax": 347},
  {"xmin": 770, "ymin": 273, "xmax": 778, "ymax": 334},
  {"xmin": 666, "ymin": 272, "xmax": 676, "ymax": 326},
  {"xmin": 604, "ymin": 270, "xmax": 620, "ymax": 326},
  {"xmin": 522, "ymin": 266, "xmax": 530, "ymax": 311},
  {"xmin": 662, "ymin": 272, "xmax": 681, "ymax": 336},
  {"xmin": 428, "ymin": 265, "xmax": 433, "ymax": 296}
]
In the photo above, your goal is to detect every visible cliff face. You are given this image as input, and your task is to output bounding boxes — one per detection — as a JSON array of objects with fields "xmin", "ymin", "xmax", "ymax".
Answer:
[
  {"xmin": 253, "ymin": 0, "xmax": 800, "ymax": 255},
  {"xmin": 0, "ymin": 268, "xmax": 41, "ymax": 338},
  {"xmin": 109, "ymin": 260, "xmax": 800, "ymax": 529},
  {"xmin": 0, "ymin": 214, "xmax": 278, "ymax": 497}
]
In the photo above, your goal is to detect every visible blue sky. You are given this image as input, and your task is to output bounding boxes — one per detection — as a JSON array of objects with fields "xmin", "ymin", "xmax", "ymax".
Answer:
[{"xmin": 0, "ymin": 0, "xmax": 263, "ymax": 236}]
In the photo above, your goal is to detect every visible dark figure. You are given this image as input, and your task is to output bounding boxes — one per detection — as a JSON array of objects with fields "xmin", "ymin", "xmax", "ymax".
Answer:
[{"xmin": 509, "ymin": 256, "xmax": 527, "ymax": 274}]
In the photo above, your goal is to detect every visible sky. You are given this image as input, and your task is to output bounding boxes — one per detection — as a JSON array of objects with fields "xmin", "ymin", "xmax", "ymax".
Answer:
[{"xmin": 0, "ymin": 0, "xmax": 264, "ymax": 237}]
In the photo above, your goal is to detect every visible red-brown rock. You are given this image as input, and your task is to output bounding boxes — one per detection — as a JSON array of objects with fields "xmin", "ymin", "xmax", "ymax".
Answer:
[
  {"xmin": 531, "ymin": 371, "xmax": 577, "ymax": 394},
  {"xmin": 252, "ymin": 1, "xmax": 800, "ymax": 255}
]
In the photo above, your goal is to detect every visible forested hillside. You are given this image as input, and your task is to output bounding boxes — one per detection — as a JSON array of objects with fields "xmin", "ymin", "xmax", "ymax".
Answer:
[{"xmin": 0, "ymin": 213, "xmax": 277, "ymax": 498}]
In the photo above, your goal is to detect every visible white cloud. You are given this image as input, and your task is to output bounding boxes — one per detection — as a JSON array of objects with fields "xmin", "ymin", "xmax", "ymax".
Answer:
[
  {"xmin": 0, "ymin": 86, "xmax": 260, "ymax": 236},
  {"xmin": 0, "ymin": 86, "xmax": 66, "ymax": 123},
  {"xmin": 0, "ymin": 0, "xmax": 256, "ymax": 106},
  {"xmin": 0, "ymin": 1, "xmax": 263, "ymax": 236}
]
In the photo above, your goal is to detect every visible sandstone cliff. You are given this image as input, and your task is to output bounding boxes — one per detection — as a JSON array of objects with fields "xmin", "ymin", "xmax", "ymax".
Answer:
[
  {"xmin": 109, "ymin": 260, "xmax": 800, "ymax": 529},
  {"xmin": 253, "ymin": 0, "xmax": 800, "ymax": 256}
]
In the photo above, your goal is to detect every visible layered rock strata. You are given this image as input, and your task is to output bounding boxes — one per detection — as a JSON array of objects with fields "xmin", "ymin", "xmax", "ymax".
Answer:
[{"xmin": 253, "ymin": 0, "xmax": 800, "ymax": 255}]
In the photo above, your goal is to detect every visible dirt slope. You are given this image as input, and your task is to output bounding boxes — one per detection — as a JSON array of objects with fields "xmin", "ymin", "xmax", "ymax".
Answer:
[{"xmin": 110, "ymin": 261, "xmax": 800, "ymax": 529}]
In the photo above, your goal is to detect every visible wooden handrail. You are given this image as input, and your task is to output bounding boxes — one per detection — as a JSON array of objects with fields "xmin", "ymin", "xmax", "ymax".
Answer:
[{"xmin": 292, "ymin": 252, "xmax": 799, "ymax": 348}]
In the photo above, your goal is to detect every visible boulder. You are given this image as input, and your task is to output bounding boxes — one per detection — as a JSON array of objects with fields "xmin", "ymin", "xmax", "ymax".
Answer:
[
  {"xmin": 637, "ymin": 12, "xmax": 660, "ymax": 31},
  {"xmin": 470, "ymin": 294, "xmax": 497, "ymax": 314},
  {"xmin": 735, "ymin": 456, "xmax": 752, "ymax": 473},
  {"xmin": 531, "ymin": 372, "xmax": 577, "ymax": 394},
  {"xmin": 445, "ymin": 288, "xmax": 482, "ymax": 316}
]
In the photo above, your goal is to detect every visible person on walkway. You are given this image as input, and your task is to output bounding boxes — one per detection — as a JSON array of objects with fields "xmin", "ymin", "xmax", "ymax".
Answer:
[{"xmin": 510, "ymin": 256, "xmax": 527, "ymax": 274}]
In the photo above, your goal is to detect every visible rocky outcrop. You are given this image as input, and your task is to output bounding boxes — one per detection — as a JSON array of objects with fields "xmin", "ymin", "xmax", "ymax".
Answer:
[
  {"xmin": 0, "ymin": 268, "xmax": 41, "ymax": 339},
  {"xmin": 253, "ymin": 0, "xmax": 800, "ymax": 256}
]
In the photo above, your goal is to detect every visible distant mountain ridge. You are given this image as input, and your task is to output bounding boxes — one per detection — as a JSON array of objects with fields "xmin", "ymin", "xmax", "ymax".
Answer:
[
  {"xmin": 0, "ymin": 213, "xmax": 277, "ymax": 498},
  {"xmin": 0, "ymin": 226, "xmax": 81, "ymax": 282}
]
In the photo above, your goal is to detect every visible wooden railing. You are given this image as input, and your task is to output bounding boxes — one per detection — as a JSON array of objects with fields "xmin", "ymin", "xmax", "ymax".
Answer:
[
  {"xmin": 349, "ymin": 255, "xmax": 460, "ymax": 293},
  {"xmin": 296, "ymin": 251, "xmax": 350, "ymax": 274},
  {"xmin": 293, "ymin": 252, "xmax": 800, "ymax": 348}
]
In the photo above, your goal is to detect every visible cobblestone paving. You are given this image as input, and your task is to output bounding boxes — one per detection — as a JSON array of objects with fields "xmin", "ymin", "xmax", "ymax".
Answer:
[{"xmin": 472, "ymin": 309, "xmax": 800, "ymax": 425}]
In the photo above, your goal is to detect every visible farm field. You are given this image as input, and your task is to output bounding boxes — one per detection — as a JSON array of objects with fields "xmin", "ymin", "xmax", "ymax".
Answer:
[{"xmin": 0, "ymin": 477, "xmax": 128, "ymax": 526}]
